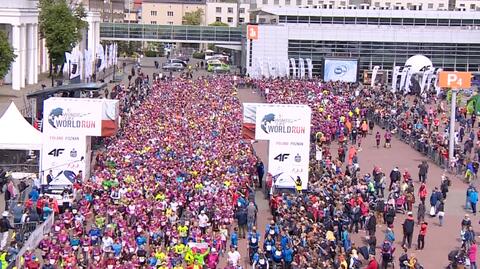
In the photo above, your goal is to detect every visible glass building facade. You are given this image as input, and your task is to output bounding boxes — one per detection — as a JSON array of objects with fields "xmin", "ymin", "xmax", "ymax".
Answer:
[{"xmin": 288, "ymin": 39, "xmax": 480, "ymax": 76}]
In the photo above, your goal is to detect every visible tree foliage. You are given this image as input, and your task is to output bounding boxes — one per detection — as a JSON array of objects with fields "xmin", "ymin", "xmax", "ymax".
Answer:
[
  {"xmin": 209, "ymin": 21, "xmax": 229, "ymax": 27},
  {"xmin": 182, "ymin": 8, "xmax": 204, "ymax": 25},
  {"xmin": 38, "ymin": 0, "xmax": 87, "ymax": 70},
  {"xmin": 0, "ymin": 31, "xmax": 16, "ymax": 80}
]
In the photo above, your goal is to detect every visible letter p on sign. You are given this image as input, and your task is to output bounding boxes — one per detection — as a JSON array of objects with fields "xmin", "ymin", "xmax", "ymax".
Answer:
[
  {"xmin": 438, "ymin": 71, "xmax": 471, "ymax": 89},
  {"xmin": 247, "ymin": 25, "xmax": 258, "ymax": 40}
]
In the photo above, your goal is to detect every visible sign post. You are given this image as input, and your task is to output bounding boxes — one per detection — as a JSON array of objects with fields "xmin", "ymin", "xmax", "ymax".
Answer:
[{"xmin": 438, "ymin": 71, "xmax": 472, "ymax": 161}]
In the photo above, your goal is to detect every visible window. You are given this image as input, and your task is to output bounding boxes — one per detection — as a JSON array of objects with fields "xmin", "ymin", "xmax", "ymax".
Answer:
[
  {"xmin": 262, "ymin": 0, "xmax": 268, "ymax": 4},
  {"xmin": 150, "ymin": 21, "xmax": 157, "ymax": 24},
  {"xmin": 274, "ymin": 0, "xmax": 279, "ymax": 4},
  {"xmin": 216, "ymin": 7, "xmax": 222, "ymax": 13},
  {"xmin": 239, "ymin": 17, "xmax": 245, "ymax": 23},
  {"xmin": 340, "ymin": 1, "xmax": 345, "ymax": 5},
  {"xmin": 427, "ymin": 3, "xmax": 433, "ymax": 8},
  {"xmin": 374, "ymin": 2, "xmax": 379, "ymax": 7},
  {"xmin": 227, "ymin": 17, "xmax": 233, "ymax": 22},
  {"xmin": 216, "ymin": 17, "xmax": 222, "ymax": 22},
  {"xmin": 307, "ymin": 0, "xmax": 313, "ymax": 5},
  {"xmin": 228, "ymin": 7, "xmax": 233, "ymax": 13},
  {"xmin": 471, "ymin": 4, "xmax": 476, "ymax": 9},
  {"xmin": 168, "ymin": 21, "xmax": 173, "ymax": 25},
  {"xmin": 439, "ymin": 3, "xmax": 444, "ymax": 7},
  {"xmin": 167, "ymin": 11, "xmax": 173, "ymax": 16},
  {"xmin": 285, "ymin": 0, "xmax": 291, "ymax": 4},
  {"xmin": 239, "ymin": 8, "xmax": 245, "ymax": 13},
  {"xmin": 296, "ymin": 0, "xmax": 302, "ymax": 5},
  {"xmin": 151, "ymin": 11, "xmax": 157, "ymax": 16}
]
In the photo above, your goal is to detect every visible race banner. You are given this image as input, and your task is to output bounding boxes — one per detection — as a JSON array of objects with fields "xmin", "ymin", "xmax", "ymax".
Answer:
[
  {"xmin": 306, "ymin": 58, "xmax": 313, "ymax": 79},
  {"xmin": 268, "ymin": 140, "xmax": 309, "ymax": 189},
  {"xmin": 255, "ymin": 104, "xmax": 311, "ymax": 142},
  {"xmin": 290, "ymin": 58, "xmax": 297, "ymax": 78}
]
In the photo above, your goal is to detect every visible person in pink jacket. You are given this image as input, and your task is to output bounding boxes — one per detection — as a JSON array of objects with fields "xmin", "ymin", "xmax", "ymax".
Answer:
[
  {"xmin": 469, "ymin": 242, "xmax": 477, "ymax": 269},
  {"xmin": 206, "ymin": 248, "xmax": 219, "ymax": 269}
]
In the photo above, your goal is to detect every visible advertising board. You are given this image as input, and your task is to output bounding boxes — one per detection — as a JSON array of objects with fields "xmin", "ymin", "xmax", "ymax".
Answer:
[{"xmin": 323, "ymin": 58, "xmax": 358, "ymax": 83}]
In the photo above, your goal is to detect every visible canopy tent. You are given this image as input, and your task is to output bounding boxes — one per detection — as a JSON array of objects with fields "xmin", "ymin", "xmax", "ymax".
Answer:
[{"xmin": 0, "ymin": 102, "xmax": 43, "ymax": 150}]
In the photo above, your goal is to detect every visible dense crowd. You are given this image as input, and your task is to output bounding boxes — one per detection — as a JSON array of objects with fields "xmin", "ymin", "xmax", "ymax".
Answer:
[
  {"xmin": 13, "ymin": 72, "xmax": 479, "ymax": 269},
  {"xmin": 21, "ymin": 76, "xmax": 259, "ymax": 268}
]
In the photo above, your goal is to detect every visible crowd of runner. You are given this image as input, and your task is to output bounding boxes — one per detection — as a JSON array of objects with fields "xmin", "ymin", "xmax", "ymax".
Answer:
[{"xmin": 14, "ymin": 73, "xmax": 479, "ymax": 269}]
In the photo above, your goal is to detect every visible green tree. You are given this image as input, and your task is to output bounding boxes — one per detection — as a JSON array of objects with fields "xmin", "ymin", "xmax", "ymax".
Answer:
[
  {"xmin": 0, "ymin": 31, "xmax": 16, "ymax": 80},
  {"xmin": 182, "ymin": 8, "xmax": 204, "ymax": 25},
  {"xmin": 38, "ymin": 0, "xmax": 87, "ymax": 82},
  {"xmin": 208, "ymin": 21, "xmax": 229, "ymax": 27}
]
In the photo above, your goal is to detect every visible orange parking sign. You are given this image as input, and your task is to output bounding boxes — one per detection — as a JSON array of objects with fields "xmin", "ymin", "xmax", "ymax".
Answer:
[
  {"xmin": 438, "ymin": 71, "xmax": 472, "ymax": 89},
  {"xmin": 247, "ymin": 25, "xmax": 258, "ymax": 40}
]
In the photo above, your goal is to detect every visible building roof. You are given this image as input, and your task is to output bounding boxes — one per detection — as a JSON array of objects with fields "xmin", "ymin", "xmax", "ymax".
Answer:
[
  {"xmin": 27, "ymin": 83, "xmax": 108, "ymax": 98},
  {"xmin": 257, "ymin": 6, "xmax": 480, "ymax": 19}
]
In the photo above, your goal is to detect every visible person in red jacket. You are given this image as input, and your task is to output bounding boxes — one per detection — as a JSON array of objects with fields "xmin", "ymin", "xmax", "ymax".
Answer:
[
  {"xmin": 366, "ymin": 254, "xmax": 379, "ymax": 269},
  {"xmin": 417, "ymin": 221, "xmax": 428, "ymax": 250}
]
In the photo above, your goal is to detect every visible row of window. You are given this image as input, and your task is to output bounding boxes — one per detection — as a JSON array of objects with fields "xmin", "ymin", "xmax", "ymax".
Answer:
[
  {"xmin": 278, "ymin": 15, "xmax": 480, "ymax": 26},
  {"xmin": 287, "ymin": 40, "xmax": 480, "ymax": 74},
  {"xmin": 151, "ymin": 17, "xmax": 244, "ymax": 24},
  {"xmin": 151, "ymin": 11, "xmax": 174, "ymax": 16},
  {"xmin": 215, "ymin": 7, "xmax": 245, "ymax": 13}
]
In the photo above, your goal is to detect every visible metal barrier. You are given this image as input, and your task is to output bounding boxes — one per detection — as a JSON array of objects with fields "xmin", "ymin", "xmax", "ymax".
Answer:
[
  {"xmin": 16, "ymin": 213, "xmax": 54, "ymax": 267},
  {"xmin": 371, "ymin": 116, "xmax": 471, "ymax": 175}
]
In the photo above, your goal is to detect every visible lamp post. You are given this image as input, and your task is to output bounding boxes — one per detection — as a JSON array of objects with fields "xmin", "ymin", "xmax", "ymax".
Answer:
[{"xmin": 448, "ymin": 89, "xmax": 457, "ymax": 162}]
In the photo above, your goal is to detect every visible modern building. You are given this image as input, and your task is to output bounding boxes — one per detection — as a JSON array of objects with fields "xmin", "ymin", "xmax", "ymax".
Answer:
[
  {"xmin": 142, "ymin": 0, "xmax": 206, "ymax": 25},
  {"xmin": 205, "ymin": 0, "xmax": 249, "ymax": 26},
  {"xmin": 245, "ymin": 7, "xmax": 480, "ymax": 78}
]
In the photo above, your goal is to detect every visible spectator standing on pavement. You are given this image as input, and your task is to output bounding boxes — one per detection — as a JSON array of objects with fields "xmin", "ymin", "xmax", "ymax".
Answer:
[
  {"xmin": 438, "ymin": 199, "xmax": 446, "ymax": 226},
  {"xmin": 417, "ymin": 202, "xmax": 425, "ymax": 225},
  {"xmin": 418, "ymin": 161, "xmax": 429, "ymax": 183},
  {"xmin": 0, "ymin": 212, "xmax": 13, "ymax": 250},
  {"xmin": 417, "ymin": 221, "xmax": 428, "ymax": 250},
  {"xmin": 256, "ymin": 160, "xmax": 265, "ymax": 188},
  {"xmin": 389, "ymin": 167, "xmax": 401, "ymax": 191},
  {"xmin": 468, "ymin": 188, "xmax": 478, "ymax": 216},
  {"xmin": 402, "ymin": 211, "xmax": 415, "ymax": 249},
  {"xmin": 469, "ymin": 241, "xmax": 477, "ymax": 269}
]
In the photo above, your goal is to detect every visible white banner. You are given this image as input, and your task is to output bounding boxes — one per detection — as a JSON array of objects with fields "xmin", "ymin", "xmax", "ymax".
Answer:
[
  {"xmin": 391, "ymin": 66, "xmax": 401, "ymax": 93},
  {"xmin": 43, "ymin": 98, "xmax": 119, "ymax": 137},
  {"xmin": 255, "ymin": 105, "xmax": 311, "ymax": 142},
  {"xmin": 420, "ymin": 67, "xmax": 433, "ymax": 94},
  {"xmin": 371, "ymin": 66, "xmax": 380, "ymax": 87},
  {"xmin": 96, "ymin": 44, "xmax": 105, "ymax": 72},
  {"xmin": 84, "ymin": 49, "xmax": 93, "ymax": 79},
  {"xmin": 434, "ymin": 68, "xmax": 443, "ymax": 95},
  {"xmin": 43, "ymin": 98, "xmax": 103, "ymax": 136},
  {"xmin": 306, "ymin": 58, "xmax": 313, "ymax": 79},
  {"xmin": 399, "ymin": 67, "xmax": 409, "ymax": 92},
  {"xmin": 404, "ymin": 67, "xmax": 413, "ymax": 94},
  {"xmin": 290, "ymin": 58, "xmax": 297, "ymax": 78},
  {"xmin": 299, "ymin": 58, "xmax": 305, "ymax": 79},
  {"xmin": 269, "ymin": 140, "xmax": 309, "ymax": 189},
  {"xmin": 41, "ymin": 135, "xmax": 88, "ymax": 185}
]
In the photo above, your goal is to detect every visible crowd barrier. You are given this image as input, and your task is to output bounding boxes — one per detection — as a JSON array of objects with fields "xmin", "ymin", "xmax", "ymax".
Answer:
[
  {"xmin": 368, "ymin": 113, "xmax": 469, "ymax": 177},
  {"xmin": 14, "ymin": 213, "xmax": 54, "ymax": 267}
]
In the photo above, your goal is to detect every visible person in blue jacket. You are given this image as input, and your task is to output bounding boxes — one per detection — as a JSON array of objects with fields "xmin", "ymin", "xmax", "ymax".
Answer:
[
  {"xmin": 282, "ymin": 243, "xmax": 294, "ymax": 269},
  {"xmin": 271, "ymin": 244, "xmax": 284, "ymax": 267},
  {"xmin": 265, "ymin": 220, "xmax": 279, "ymax": 239},
  {"xmin": 468, "ymin": 187, "xmax": 479, "ymax": 215},
  {"xmin": 248, "ymin": 227, "xmax": 261, "ymax": 262},
  {"xmin": 230, "ymin": 227, "xmax": 239, "ymax": 247},
  {"xmin": 263, "ymin": 234, "xmax": 275, "ymax": 261}
]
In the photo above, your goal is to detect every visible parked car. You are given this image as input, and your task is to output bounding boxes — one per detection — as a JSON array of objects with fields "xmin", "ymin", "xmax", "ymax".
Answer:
[
  {"xmin": 208, "ymin": 61, "xmax": 230, "ymax": 73},
  {"xmin": 162, "ymin": 62, "xmax": 185, "ymax": 71},
  {"xmin": 168, "ymin": 59, "xmax": 187, "ymax": 66}
]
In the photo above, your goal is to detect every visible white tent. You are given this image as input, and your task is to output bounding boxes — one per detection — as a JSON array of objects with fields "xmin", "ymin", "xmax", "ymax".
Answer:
[{"xmin": 0, "ymin": 102, "xmax": 43, "ymax": 150}]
